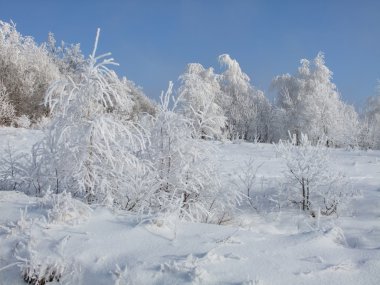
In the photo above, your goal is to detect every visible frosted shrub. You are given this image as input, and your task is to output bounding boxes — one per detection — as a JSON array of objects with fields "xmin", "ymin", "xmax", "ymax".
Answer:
[
  {"xmin": 8, "ymin": 204, "xmax": 72, "ymax": 285},
  {"xmin": 235, "ymin": 158, "xmax": 264, "ymax": 210},
  {"xmin": 0, "ymin": 143, "xmax": 30, "ymax": 191},
  {"xmin": 40, "ymin": 191, "xmax": 92, "ymax": 225},
  {"xmin": 15, "ymin": 115, "xmax": 31, "ymax": 128},
  {"xmin": 32, "ymin": 116, "xmax": 51, "ymax": 130},
  {"xmin": 237, "ymin": 158, "xmax": 262, "ymax": 199},
  {"xmin": 145, "ymin": 82, "xmax": 241, "ymax": 223},
  {"xmin": 276, "ymin": 133, "xmax": 346, "ymax": 216},
  {"xmin": 16, "ymin": 236, "xmax": 66, "ymax": 285},
  {"xmin": 20, "ymin": 258, "xmax": 64, "ymax": 285},
  {"xmin": 35, "ymin": 29, "xmax": 147, "ymax": 207}
]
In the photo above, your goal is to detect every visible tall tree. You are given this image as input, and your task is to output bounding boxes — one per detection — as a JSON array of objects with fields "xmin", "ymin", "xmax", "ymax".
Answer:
[
  {"xmin": 218, "ymin": 54, "xmax": 270, "ymax": 141},
  {"xmin": 38, "ymin": 29, "xmax": 146, "ymax": 206},
  {"xmin": 364, "ymin": 82, "xmax": 380, "ymax": 149},
  {"xmin": 0, "ymin": 82, "xmax": 15, "ymax": 126},
  {"xmin": 178, "ymin": 63, "xmax": 226, "ymax": 139},
  {"xmin": 272, "ymin": 52, "xmax": 359, "ymax": 146}
]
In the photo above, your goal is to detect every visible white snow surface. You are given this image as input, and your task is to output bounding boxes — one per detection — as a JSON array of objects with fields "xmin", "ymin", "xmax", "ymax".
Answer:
[{"xmin": 0, "ymin": 128, "xmax": 379, "ymax": 284}]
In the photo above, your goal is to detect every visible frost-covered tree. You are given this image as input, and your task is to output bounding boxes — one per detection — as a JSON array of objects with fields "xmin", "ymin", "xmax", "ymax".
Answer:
[
  {"xmin": 118, "ymin": 77, "xmax": 156, "ymax": 120},
  {"xmin": 253, "ymin": 91, "xmax": 272, "ymax": 142},
  {"xmin": 0, "ymin": 82, "xmax": 15, "ymax": 126},
  {"xmin": 272, "ymin": 52, "xmax": 359, "ymax": 147},
  {"xmin": 363, "ymin": 82, "xmax": 380, "ymax": 149},
  {"xmin": 0, "ymin": 21, "xmax": 60, "ymax": 122},
  {"xmin": 218, "ymin": 54, "xmax": 270, "ymax": 141},
  {"xmin": 144, "ymin": 82, "xmax": 240, "ymax": 223},
  {"xmin": 178, "ymin": 63, "xmax": 226, "ymax": 139},
  {"xmin": 36, "ymin": 29, "xmax": 147, "ymax": 207},
  {"xmin": 336, "ymin": 104, "xmax": 360, "ymax": 148},
  {"xmin": 46, "ymin": 32, "xmax": 156, "ymax": 121},
  {"xmin": 276, "ymin": 133, "xmax": 345, "ymax": 216},
  {"xmin": 0, "ymin": 142, "xmax": 29, "ymax": 191},
  {"xmin": 46, "ymin": 32, "xmax": 86, "ymax": 80}
]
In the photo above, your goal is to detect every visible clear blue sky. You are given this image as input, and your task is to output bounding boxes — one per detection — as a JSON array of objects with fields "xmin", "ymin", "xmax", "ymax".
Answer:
[{"xmin": 1, "ymin": 0, "xmax": 379, "ymax": 108}]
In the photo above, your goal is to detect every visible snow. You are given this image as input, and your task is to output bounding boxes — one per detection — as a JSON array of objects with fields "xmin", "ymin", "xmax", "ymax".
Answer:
[{"xmin": 1, "ymin": 128, "xmax": 380, "ymax": 284}]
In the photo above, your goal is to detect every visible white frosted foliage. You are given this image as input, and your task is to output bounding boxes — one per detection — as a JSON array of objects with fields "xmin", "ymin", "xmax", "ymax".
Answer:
[{"xmin": 38, "ymin": 29, "xmax": 147, "ymax": 206}]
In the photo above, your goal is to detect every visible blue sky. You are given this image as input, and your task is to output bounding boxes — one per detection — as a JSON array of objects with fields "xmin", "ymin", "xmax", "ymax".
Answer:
[{"xmin": 0, "ymin": 0, "xmax": 379, "ymax": 108}]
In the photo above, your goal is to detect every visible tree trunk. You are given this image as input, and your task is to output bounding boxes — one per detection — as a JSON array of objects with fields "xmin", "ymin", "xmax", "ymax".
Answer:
[
  {"xmin": 302, "ymin": 178, "xmax": 306, "ymax": 211},
  {"xmin": 306, "ymin": 179, "xmax": 310, "ymax": 210}
]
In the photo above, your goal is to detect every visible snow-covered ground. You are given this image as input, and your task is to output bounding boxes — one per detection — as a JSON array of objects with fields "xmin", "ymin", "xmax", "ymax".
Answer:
[{"xmin": 0, "ymin": 128, "xmax": 379, "ymax": 284}]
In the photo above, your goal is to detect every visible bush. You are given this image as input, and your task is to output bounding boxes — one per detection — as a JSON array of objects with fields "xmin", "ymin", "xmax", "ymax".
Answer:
[
  {"xmin": 36, "ymin": 29, "xmax": 146, "ymax": 206},
  {"xmin": 276, "ymin": 133, "xmax": 346, "ymax": 216},
  {"xmin": 143, "ymin": 82, "xmax": 241, "ymax": 223}
]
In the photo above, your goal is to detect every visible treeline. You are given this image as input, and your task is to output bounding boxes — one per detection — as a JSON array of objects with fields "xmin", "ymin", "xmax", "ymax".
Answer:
[
  {"xmin": 0, "ymin": 21, "xmax": 155, "ymax": 128},
  {"xmin": 0, "ymin": 20, "xmax": 379, "ymax": 150},
  {"xmin": 177, "ymin": 53, "xmax": 379, "ymax": 149},
  {"xmin": 0, "ymin": 22, "xmax": 373, "ymax": 223}
]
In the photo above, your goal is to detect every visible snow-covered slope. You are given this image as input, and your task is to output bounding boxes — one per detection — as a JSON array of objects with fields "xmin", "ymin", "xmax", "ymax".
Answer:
[{"xmin": 0, "ymin": 128, "xmax": 379, "ymax": 284}]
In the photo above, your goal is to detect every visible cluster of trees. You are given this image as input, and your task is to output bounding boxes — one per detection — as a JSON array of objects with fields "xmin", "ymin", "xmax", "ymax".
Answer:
[
  {"xmin": 1, "ymin": 20, "xmax": 379, "ymax": 150},
  {"xmin": 0, "ymin": 28, "xmax": 240, "ymax": 224},
  {"xmin": 0, "ymin": 21, "xmax": 156, "ymax": 128},
  {"xmin": 177, "ymin": 52, "xmax": 379, "ymax": 149},
  {"xmin": 363, "ymin": 84, "xmax": 380, "ymax": 149},
  {"xmin": 0, "ymin": 21, "xmax": 379, "ymax": 221},
  {"xmin": 0, "ymin": 21, "xmax": 60, "ymax": 125},
  {"xmin": 177, "ymin": 54, "xmax": 271, "ymax": 142},
  {"xmin": 271, "ymin": 53, "xmax": 360, "ymax": 147}
]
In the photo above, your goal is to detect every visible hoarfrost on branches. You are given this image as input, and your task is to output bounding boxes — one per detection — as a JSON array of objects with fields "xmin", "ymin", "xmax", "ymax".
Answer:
[
  {"xmin": 145, "ymin": 82, "xmax": 241, "ymax": 223},
  {"xmin": 272, "ymin": 52, "xmax": 359, "ymax": 147},
  {"xmin": 178, "ymin": 63, "xmax": 226, "ymax": 140},
  {"xmin": 35, "ymin": 29, "xmax": 148, "ymax": 207},
  {"xmin": 276, "ymin": 133, "xmax": 347, "ymax": 216},
  {"xmin": 218, "ymin": 54, "xmax": 271, "ymax": 142}
]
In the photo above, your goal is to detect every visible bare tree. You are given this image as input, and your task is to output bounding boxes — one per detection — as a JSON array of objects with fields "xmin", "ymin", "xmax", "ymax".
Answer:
[{"xmin": 276, "ymin": 133, "xmax": 346, "ymax": 216}]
